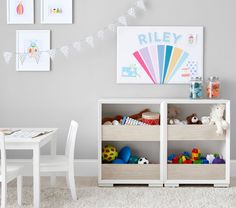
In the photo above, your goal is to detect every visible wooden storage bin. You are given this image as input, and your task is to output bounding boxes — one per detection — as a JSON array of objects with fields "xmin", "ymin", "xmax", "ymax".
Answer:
[
  {"xmin": 102, "ymin": 125, "xmax": 160, "ymax": 141},
  {"xmin": 102, "ymin": 164, "xmax": 160, "ymax": 180},
  {"xmin": 168, "ymin": 125, "xmax": 225, "ymax": 141},
  {"xmin": 167, "ymin": 164, "xmax": 225, "ymax": 180}
]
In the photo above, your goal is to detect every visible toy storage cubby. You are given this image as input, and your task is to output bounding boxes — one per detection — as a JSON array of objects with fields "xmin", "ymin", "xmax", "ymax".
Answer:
[
  {"xmin": 98, "ymin": 100, "xmax": 163, "ymax": 187},
  {"xmin": 98, "ymin": 99, "xmax": 230, "ymax": 187}
]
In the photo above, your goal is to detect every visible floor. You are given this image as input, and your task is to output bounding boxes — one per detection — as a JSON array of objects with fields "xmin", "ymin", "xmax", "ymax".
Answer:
[{"xmin": 4, "ymin": 177, "xmax": 236, "ymax": 208}]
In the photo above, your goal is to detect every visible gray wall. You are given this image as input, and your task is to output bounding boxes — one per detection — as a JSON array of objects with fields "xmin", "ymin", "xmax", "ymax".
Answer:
[{"xmin": 0, "ymin": 0, "xmax": 235, "ymax": 159}]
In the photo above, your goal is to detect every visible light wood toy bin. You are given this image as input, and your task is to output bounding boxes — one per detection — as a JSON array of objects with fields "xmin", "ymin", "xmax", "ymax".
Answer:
[{"xmin": 98, "ymin": 99, "xmax": 230, "ymax": 187}]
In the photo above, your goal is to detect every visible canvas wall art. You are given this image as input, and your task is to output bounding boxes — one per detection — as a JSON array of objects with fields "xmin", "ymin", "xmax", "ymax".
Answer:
[
  {"xmin": 117, "ymin": 26, "xmax": 204, "ymax": 84},
  {"xmin": 16, "ymin": 30, "xmax": 50, "ymax": 71},
  {"xmin": 41, "ymin": 0, "xmax": 73, "ymax": 24},
  {"xmin": 7, "ymin": 0, "xmax": 34, "ymax": 24}
]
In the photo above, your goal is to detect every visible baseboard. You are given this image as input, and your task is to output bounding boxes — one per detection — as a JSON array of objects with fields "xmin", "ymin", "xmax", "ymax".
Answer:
[{"xmin": 8, "ymin": 159, "xmax": 236, "ymax": 177}]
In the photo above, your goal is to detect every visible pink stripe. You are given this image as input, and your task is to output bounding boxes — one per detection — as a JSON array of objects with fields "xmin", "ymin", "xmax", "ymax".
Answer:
[{"xmin": 133, "ymin": 51, "xmax": 156, "ymax": 84}]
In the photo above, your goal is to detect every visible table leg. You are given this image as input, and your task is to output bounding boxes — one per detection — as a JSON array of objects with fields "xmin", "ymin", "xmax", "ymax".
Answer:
[
  {"xmin": 50, "ymin": 132, "xmax": 57, "ymax": 186},
  {"xmin": 33, "ymin": 146, "xmax": 40, "ymax": 208}
]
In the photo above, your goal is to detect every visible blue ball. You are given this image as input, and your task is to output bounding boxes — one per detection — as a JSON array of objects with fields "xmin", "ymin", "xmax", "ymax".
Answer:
[{"xmin": 118, "ymin": 146, "xmax": 131, "ymax": 163}]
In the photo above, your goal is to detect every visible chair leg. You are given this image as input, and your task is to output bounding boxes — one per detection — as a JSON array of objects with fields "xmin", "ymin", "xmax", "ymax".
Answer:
[
  {"xmin": 67, "ymin": 171, "xmax": 77, "ymax": 200},
  {"xmin": 17, "ymin": 176, "xmax": 22, "ymax": 206},
  {"xmin": 1, "ymin": 181, "xmax": 7, "ymax": 208}
]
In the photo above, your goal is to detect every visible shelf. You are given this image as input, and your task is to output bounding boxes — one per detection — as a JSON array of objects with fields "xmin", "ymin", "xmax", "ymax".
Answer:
[
  {"xmin": 102, "ymin": 164, "xmax": 160, "ymax": 180},
  {"xmin": 102, "ymin": 125, "xmax": 160, "ymax": 141},
  {"xmin": 168, "ymin": 125, "xmax": 225, "ymax": 141},
  {"xmin": 167, "ymin": 164, "xmax": 225, "ymax": 180}
]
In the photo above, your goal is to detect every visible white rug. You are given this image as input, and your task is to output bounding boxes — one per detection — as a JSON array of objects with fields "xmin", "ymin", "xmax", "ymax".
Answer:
[{"xmin": 5, "ymin": 186, "xmax": 236, "ymax": 208}]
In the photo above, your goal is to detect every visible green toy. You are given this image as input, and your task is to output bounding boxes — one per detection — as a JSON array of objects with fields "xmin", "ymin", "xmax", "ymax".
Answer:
[{"xmin": 128, "ymin": 155, "xmax": 139, "ymax": 164}]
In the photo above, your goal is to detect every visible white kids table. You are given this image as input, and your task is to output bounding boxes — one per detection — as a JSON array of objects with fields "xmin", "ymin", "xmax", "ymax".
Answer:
[{"xmin": 4, "ymin": 128, "xmax": 58, "ymax": 208}]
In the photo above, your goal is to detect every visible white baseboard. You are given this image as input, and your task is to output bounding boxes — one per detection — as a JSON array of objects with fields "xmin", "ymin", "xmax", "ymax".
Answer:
[{"xmin": 8, "ymin": 159, "xmax": 236, "ymax": 177}]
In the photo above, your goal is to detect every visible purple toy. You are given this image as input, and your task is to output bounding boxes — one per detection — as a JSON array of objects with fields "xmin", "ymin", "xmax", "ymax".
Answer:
[{"xmin": 212, "ymin": 158, "xmax": 225, "ymax": 164}]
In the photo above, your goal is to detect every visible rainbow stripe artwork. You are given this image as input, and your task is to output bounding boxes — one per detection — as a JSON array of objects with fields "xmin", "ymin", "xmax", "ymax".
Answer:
[
  {"xmin": 117, "ymin": 26, "xmax": 203, "ymax": 84},
  {"xmin": 133, "ymin": 45, "xmax": 189, "ymax": 84}
]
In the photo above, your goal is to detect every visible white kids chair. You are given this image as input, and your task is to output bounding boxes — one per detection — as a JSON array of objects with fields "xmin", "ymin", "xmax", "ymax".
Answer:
[
  {"xmin": 0, "ymin": 132, "xmax": 23, "ymax": 208},
  {"xmin": 40, "ymin": 120, "xmax": 78, "ymax": 200}
]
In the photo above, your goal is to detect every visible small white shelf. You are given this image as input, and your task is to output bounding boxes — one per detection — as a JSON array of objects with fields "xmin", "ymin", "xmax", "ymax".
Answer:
[
  {"xmin": 102, "ymin": 125, "xmax": 160, "ymax": 141},
  {"xmin": 168, "ymin": 125, "xmax": 225, "ymax": 141}
]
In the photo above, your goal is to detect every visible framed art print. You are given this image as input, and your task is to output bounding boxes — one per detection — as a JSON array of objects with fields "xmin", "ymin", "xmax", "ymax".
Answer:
[
  {"xmin": 7, "ymin": 0, "xmax": 34, "ymax": 24},
  {"xmin": 117, "ymin": 26, "xmax": 204, "ymax": 84},
  {"xmin": 41, "ymin": 0, "xmax": 73, "ymax": 24},
  {"xmin": 16, "ymin": 30, "xmax": 51, "ymax": 72}
]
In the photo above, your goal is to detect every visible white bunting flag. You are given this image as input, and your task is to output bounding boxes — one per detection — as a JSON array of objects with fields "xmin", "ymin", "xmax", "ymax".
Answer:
[
  {"xmin": 86, "ymin": 36, "xmax": 94, "ymax": 48},
  {"xmin": 108, "ymin": 24, "xmax": 116, "ymax": 32},
  {"xmin": 48, "ymin": 49, "xmax": 57, "ymax": 60},
  {"xmin": 73, "ymin": 42, "xmax": 81, "ymax": 52},
  {"xmin": 136, "ymin": 0, "xmax": 146, "ymax": 11},
  {"xmin": 3, "ymin": 52, "xmax": 13, "ymax": 64},
  {"xmin": 128, "ymin": 7, "xmax": 136, "ymax": 18},
  {"xmin": 60, "ymin": 46, "xmax": 70, "ymax": 57},
  {"xmin": 97, "ymin": 30, "xmax": 105, "ymax": 40},
  {"xmin": 118, "ymin": 16, "xmax": 128, "ymax": 26},
  {"xmin": 18, "ymin": 53, "xmax": 27, "ymax": 65},
  {"xmin": 34, "ymin": 52, "xmax": 41, "ymax": 64}
]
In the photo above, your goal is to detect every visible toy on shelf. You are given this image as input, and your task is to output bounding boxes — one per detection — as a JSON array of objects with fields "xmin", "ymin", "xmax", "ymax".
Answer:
[
  {"xmin": 128, "ymin": 155, "xmax": 139, "ymax": 164},
  {"xmin": 186, "ymin": 113, "xmax": 202, "ymax": 125},
  {"xmin": 102, "ymin": 115, "xmax": 123, "ymax": 125},
  {"xmin": 206, "ymin": 154, "xmax": 215, "ymax": 164},
  {"xmin": 201, "ymin": 116, "xmax": 211, "ymax": 125},
  {"xmin": 210, "ymin": 104, "xmax": 229, "ymax": 135},
  {"xmin": 118, "ymin": 146, "xmax": 131, "ymax": 163},
  {"xmin": 122, "ymin": 116, "xmax": 146, "ymax": 126},
  {"xmin": 168, "ymin": 106, "xmax": 180, "ymax": 125},
  {"xmin": 141, "ymin": 112, "xmax": 160, "ymax": 125},
  {"xmin": 102, "ymin": 145, "xmax": 118, "ymax": 162},
  {"xmin": 112, "ymin": 120, "xmax": 121, "ymax": 125},
  {"xmin": 192, "ymin": 148, "xmax": 201, "ymax": 161},
  {"xmin": 138, "ymin": 157, "xmax": 149, "ymax": 164},
  {"xmin": 112, "ymin": 158, "xmax": 125, "ymax": 164}
]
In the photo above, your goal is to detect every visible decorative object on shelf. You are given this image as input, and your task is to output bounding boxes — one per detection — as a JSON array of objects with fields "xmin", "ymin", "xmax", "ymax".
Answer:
[
  {"xmin": 41, "ymin": 0, "xmax": 72, "ymax": 24},
  {"xmin": 201, "ymin": 116, "xmax": 211, "ymax": 125},
  {"xmin": 190, "ymin": 76, "xmax": 203, "ymax": 99},
  {"xmin": 16, "ymin": 30, "xmax": 50, "ymax": 72},
  {"xmin": 7, "ymin": 0, "xmax": 34, "ymax": 24},
  {"xmin": 186, "ymin": 113, "xmax": 202, "ymax": 125},
  {"xmin": 210, "ymin": 104, "xmax": 229, "ymax": 135},
  {"xmin": 117, "ymin": 26, "xmax": 203, "ymax": 84},
  {"xmin": 141, "ymin": 112, "xmax": 160, "ymax": 125},
  {"xmin": 102, "ymin": 145, "xmax": 118, "ymax": 162},
  {"xmin": 138, "ymin": 157, "xmax": 149, "ymax": 164},
  {"xmin": 3, "ymin": 0, "xmax": 147, "ymax": 64},
  {"xmin": 207, "ymin": 76, "xmax": 220, "ymax": 99}
]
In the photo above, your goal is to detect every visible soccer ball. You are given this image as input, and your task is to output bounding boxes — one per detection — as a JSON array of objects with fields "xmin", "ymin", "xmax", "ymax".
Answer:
[
  {"xmin": 138, "ymin": 157, "xmax": 149, "ymax": 164},
  {"xmin": 102, "ymin": 145, "xmax": 118, "ymax": 162}
]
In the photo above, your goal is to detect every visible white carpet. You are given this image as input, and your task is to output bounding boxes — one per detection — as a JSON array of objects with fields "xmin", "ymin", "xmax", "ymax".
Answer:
[{"xmin": 5, "ymin": 186, "xmax": 236, "ymax": 208}]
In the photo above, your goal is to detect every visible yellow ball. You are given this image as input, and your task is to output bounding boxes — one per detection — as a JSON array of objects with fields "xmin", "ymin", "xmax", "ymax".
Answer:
[{"xmin": 102, "ymin": 145, "xmax": 118, "ymax": 162}]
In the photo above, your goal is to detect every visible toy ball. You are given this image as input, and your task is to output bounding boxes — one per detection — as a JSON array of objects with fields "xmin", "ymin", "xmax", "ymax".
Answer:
[
  {"xmin": 128, "ymin": 155, "xmax": 139, "ymax": 164},
  {"xmin": 102, "ymin": 145, "xmax": 118, "ymax": 162},
  {"xmin": 138, "ymin": 157, "xmax": 149, "ymax": 164},
  {"xmin": 112, "ymin": 158, "xmax": 125, "ymax": 164},
  {"xmin": 119, "ymin": 146, "xmax": 131, "ymax": 163}
]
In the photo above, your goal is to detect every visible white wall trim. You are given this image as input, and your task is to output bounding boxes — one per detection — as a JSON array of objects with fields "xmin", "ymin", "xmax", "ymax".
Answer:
[{"xmin": 8, "ymin": 159, "xmax": 236, "ymax": 177}]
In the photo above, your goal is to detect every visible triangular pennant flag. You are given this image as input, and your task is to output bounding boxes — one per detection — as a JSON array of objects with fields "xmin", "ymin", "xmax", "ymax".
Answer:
[
  {"xmin": 118, "ymin": 16, "xmax": 128, "ymax": 26},
  {"xmin": 86, "ymin": 36, "xmax": 94, "ymax": 48},
  {"xmin": 73, "ymin": 42, "xmax": 81, "ymax": 52},
  {"xmin": 136, "ymin": 0, "xmax": 146, "ymax": 11},
  {"xmin": 18, "ymin": 53, "xmax": 27, "ymax": 65},
  {"xmin": 108, "ymin": 24, "xmax": 116, "ymax": 32},
  {"xmin": 128, "ymin": 7, "xmax": 136, "ymax": 18},
  {"xmin": 34, "ymin": 52, "xmax": 41, "ymax": 64},
  {"xmin": 48, "ymin": 49, "xmax": 57, "ymax": 60},
  {"xmin": 60, "ymin": 46, "xmax": 70, "ymax": 57},
  {"xmin": 97, "ymin": 30, "xmax": 105, "ymax": 40},
  {"xmin": 3, "ymin": 52, "xmax": 13, "ymax": 64}
]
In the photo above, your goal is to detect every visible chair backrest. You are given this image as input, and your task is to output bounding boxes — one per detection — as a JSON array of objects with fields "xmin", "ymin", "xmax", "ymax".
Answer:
[
  {"xmin": 65, "ymin": 121, "xmax": 78, "ymax": 161},
  {"xmin": 0, "ymin": 132, "xmax": 6, "ymax": 181}
]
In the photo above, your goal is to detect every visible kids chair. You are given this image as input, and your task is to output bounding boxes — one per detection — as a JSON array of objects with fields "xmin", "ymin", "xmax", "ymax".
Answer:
[
  {"xmin": 0, "ymin": 132, "xmax": 23, "ymax": 208},
  {"xmin": 40, "ymin": 120, "xmax": 78, "ymax": 200}
]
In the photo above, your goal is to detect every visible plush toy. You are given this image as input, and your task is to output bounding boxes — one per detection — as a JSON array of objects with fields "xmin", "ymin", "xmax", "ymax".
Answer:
[
  {"xmin": 102, "ymin": 145, "xmax": 118, "ymax": 162},
  {"xmin": 186, "ymin": 113, "xmax": 202, "ymax": 125},
  {"xmin": 168, "ymin": 107, "xmax": 180, "ymax": 125},
  {"xmin": 210, "ymin": 104, "xmax": 229, "ymax": 135},
  {"xmin": 201, "ymin": 116, "xmax": 211, "ymax": 125},
  {"xmin": 138, "ymin": 157, "xmax": 149, "ymax": 164}
]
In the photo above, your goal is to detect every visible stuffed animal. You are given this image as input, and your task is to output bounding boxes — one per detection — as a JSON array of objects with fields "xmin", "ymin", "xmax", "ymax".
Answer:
[
  {"xmin": 210, "ymin": 104, "xmax": 229, "ymax": 135},
  {"xmin": 168, "ymin": 107, "xmax": 180, "ymax": 125},
  {"xmin": 186, "ymin": 113, "xmax": 202, "ymax": 125}
]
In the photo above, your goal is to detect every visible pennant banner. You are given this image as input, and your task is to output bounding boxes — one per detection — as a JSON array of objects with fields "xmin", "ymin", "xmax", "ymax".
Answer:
[{"xmin": 3, "ymin": 52, "xmax": 13, "ymax": 64}]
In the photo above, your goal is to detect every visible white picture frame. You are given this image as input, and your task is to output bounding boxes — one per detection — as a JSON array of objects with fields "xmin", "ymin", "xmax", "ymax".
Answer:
[
  {"xmin": 7, "ymin": 0, "xmax": 34, "ymax": 24},
  {"xmin": 41, "ymin": 0, "xmax": 73, "ymax": 24},
  {"xmin": 16, "ymin": 30, "xmax": 51, "ymax": 72},
  {"xmin": 117, "ymin": 26, "xmax": 204, "ymax": 84}
]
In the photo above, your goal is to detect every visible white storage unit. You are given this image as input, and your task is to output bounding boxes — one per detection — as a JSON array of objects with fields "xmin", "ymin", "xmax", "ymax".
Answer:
[{"xmin": 98, "ymin": 99, "xmax": 230, "ymax": 187}]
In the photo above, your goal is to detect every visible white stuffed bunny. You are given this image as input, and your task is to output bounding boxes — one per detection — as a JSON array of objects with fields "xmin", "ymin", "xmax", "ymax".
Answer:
[{"xmin": 210, "ymin": 104, "xmax": 229, "ymax": 135}]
